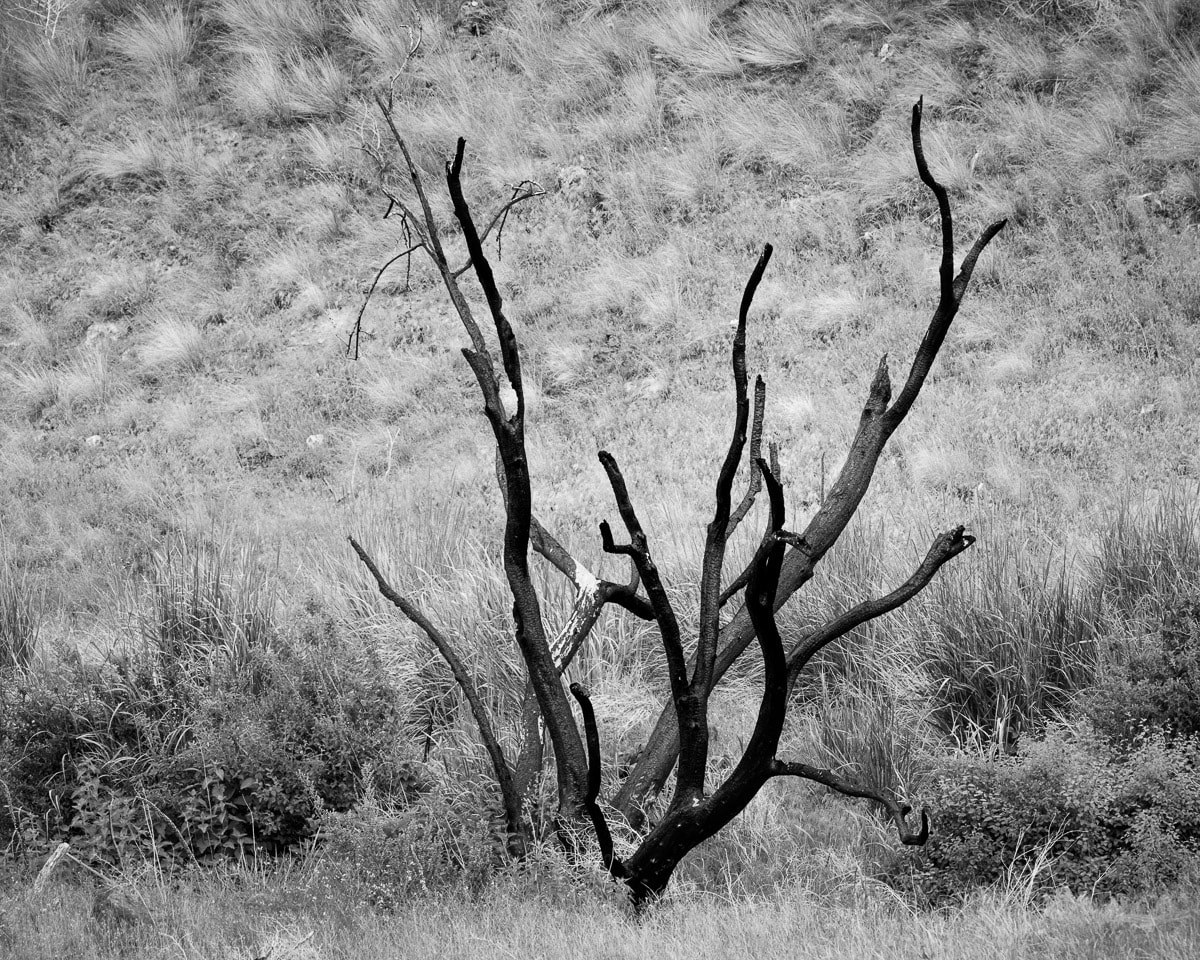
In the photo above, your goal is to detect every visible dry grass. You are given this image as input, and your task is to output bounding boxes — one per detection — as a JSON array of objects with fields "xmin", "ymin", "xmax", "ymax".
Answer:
[
  {"xmin": 1, "ymin": 866, "xmax": 1198, "ymax": 960},
  {"xmin": 138, "ymin": 315, "xmax": 206, "ymax": 373}
]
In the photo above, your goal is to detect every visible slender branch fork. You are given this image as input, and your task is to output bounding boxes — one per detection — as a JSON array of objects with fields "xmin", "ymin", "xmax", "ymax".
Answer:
[
  {"xmin": 347, "ymin": 94, "xmax": 546, "ymax": 360},
  {"xmin": 349, "ymin": 92, "xmax": 1005, "ymax": 909}
]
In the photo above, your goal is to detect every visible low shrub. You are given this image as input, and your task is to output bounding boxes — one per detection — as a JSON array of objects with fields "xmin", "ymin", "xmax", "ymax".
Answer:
[
  {"xmin": 0, "ymin": 601, "xmax": 418, "ymax": 868},
  {"xmin": 1084, "ymin": 597, "xmax": 1200, "ymax": 746},
  {"xmin": 884, "ymin": 726, "xmax": 1200, "ymax": 905}
]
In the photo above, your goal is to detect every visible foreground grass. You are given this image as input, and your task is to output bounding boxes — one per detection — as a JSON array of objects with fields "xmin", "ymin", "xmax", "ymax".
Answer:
[{"xmin": 2, "ymin": 867, "xmax": 1198, "ymax": 960}]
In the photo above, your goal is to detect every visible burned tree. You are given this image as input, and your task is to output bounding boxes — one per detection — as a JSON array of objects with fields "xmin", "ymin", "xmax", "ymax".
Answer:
[{"xmin": 351, "ymin": 96, "xmax": 1005, "ymax": 909}]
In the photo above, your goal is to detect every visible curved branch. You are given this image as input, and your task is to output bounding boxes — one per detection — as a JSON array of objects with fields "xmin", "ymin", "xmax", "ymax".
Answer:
[
  {"xmin": 771, "ymin": 759, "xmax": 930, "ymax": 845},
  {"xmin": 786, "ymin": 525, "xmax": 975, "ymax": 684},
  {"xmin": 726, "ymin": 461, "xmax": 789, "ymax": 774},
  {"xmin": 348, "ymin": 537, "xmax": 524, "ymax": 839},
  {"xmin": 569, "ymin": 683, "xmax": 627, "ymax": 878},
  {"xmin": 885, "ymin": 101, "xmax": 1006, "ymax": 427},
  {"xmin": 598, "ymin": 452, "xmax": 687, "ymax": 704},
  {"xmin": 911, "ymin": 96, "xmax": 954, "ymax": 300},
  {"xmin": 347, "ymin": 241, "xmax": 422, "ymax": 360}
]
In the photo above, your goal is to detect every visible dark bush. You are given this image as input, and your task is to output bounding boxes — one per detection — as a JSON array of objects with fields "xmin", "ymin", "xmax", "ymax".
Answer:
[
  {"xmin": 885, "ymin": 726, "xmax": 1200, "ymax": 905},
  {"xmin": 1084, "ymin": 598, "xmax": 1200, "ymax": 747},
  {"xmin": 0, "ymin": 603, "xmax": 420, "ymax": 867}
]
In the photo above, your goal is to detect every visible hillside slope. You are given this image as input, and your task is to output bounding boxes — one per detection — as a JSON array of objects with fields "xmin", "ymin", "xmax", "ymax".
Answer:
[{"xmin": 1, "ymin": 0, "xmax": 1197, "ymax": 638}]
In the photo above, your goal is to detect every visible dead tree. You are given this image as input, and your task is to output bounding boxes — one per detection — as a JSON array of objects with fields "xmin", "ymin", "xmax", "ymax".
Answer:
[{"xmin": 351, "ymin": 96, "xmax": 1005, "ymax": 908}]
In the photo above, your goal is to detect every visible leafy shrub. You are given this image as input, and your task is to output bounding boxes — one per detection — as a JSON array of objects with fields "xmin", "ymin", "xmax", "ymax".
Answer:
[
  {"xmin": 885, "ymin": 726, "xmax": 1200, "ymax": 905},
  {"xmin": 0, "ymin": 600, "xmax": 419, "ymax": 868},
  {"xmin": 311, "ymin": 785, "xmax": 511, "ymax": 909},
  {"xmin": 1084, "ymin": 598, "xmax": 1200, "ymax": 746}
]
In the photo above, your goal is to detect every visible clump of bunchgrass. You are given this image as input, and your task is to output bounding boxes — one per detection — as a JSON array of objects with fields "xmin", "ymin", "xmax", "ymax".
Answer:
[
  {"xmin": 917, "ymin": 532, "xmax": 1100, "ymax": 752},
  {"xmin": 1094, "ymin": 484, "xmax": 1200, "ymax": 625},
  {"xmin": 6, "ymin": 26, "xmax": 89, "ymax": 122},
  {"xmin": 138, "ymin": 532, "xmax": 278, "ymax": 673},
  {"xmin": 138, "ymin": 314, "xmax": 206, "ymax": 373},
  {"xmin": 106, "ymin": 3, "xmax": 197, "ymax": 109},
  {"xmin": 0, "ymin": 549, "xmax": 43, "ymax": 671}
]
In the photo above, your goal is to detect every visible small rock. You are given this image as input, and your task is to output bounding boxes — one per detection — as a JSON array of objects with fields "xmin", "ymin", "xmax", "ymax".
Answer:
[{"xmin": 83, "ymin": 322, "xmax": 126, "ymax": 348}]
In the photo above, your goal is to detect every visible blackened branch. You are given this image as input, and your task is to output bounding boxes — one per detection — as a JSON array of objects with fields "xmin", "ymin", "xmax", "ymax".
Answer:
[
  {"xmin": 598, "ymin": 451, "xmax": 689, "ymax": 705},
  {"xmin": 696, "ymin": 244, "xmax": 774, "ymax": 697},
  {"xmin": 569, "ymin": 683, "xmax": 627, "ymax": 878},
  {"xmin": 771, "ymin": 760, "xmax": 930, "ymax": 845},
  {"xmin": 446, "ymin": 137, "xmax": 524, "ymax": 414},
  {"xmin": 726, "ymin": 375, "xmax": 768, "ymax": 536},
  {"xmin": 452, "ymin": 180, "xmax": 545, "ymax": 279},
  {"xmin": 911, "ymin": 96, "xmax": 954, "ymax": 300},
  {"xmin": 884, "ymin": 100, "xmax": 1006, "ymax": 426},
  {"xmin": 953, "ymin": 218, "xmax": 1008, "ymax": 300},
  {"xmin": 786, "ymin": 525, "xmax": 975, "ymax": 684}
]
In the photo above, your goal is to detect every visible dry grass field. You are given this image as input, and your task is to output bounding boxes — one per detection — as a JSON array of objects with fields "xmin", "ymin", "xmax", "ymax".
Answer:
[{"xmin": 2, "ymin": 0, "xmax": 1200, "ymax": 955}]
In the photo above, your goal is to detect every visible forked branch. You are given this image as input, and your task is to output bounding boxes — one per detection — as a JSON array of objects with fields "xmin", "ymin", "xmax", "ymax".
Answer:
[{"xmin": 597, "ymin": 454, "xmax": 688, "ymax": 708}]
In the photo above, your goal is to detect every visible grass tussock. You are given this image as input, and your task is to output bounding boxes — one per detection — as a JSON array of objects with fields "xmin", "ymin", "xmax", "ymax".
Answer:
[
  {"xmin": 918, "ymin": 534, "xmax": 1100, "ymax": 752},
  {"xmin": 0, "ymin": 549, "xmax": 43, "ymax": 671},
  {"xmin": 139, "ymin": 532, "xmax": 279, "ymax": 670},
  {"xmin": 1095, "ymin": 485, "xmax": 1200, "ymax": 624}
]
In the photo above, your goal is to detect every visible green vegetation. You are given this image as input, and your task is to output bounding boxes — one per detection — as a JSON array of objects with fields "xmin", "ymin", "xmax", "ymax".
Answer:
[{"xmin": 2, "ymin": 0, "xmax": 1200, "ymax": 953}]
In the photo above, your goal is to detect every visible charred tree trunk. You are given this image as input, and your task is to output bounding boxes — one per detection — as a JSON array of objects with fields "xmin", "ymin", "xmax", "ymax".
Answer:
[{"xmin": 350, "ymin": 95, "xmax": 1004, "ymax": 908}]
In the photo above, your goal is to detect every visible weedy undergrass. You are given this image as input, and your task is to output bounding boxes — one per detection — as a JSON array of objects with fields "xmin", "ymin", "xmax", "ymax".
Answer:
[{"xmin": 1, "ymin": 859, "xmax": 1199, "ymax": 959}]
